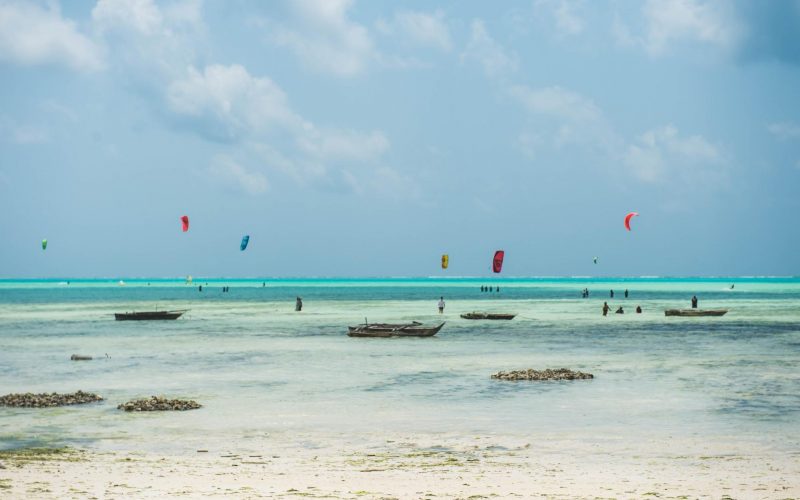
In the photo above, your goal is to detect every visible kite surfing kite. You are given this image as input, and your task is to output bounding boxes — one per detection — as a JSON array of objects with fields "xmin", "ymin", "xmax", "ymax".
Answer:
[
  {"xmin": 624, "ymin": 212, "xmax": 639, "ymax": 231},
  {"xmin": 441, "ymin": 254, "xmax": 449, "ymax": 269},
  {"xmin": 180, "ymin": 215, "xmax": 189, "ymax": 232},
  {"xmin": 240, "ymin": 235, "xmax": 250, "ymax": 251},
  {"xmin": 42, "ymin": 239, "xmax": 47, "ymax": 251},
  {"xmin": 493, "ymin": 250, "xmax": 505, "ymax": 273}
]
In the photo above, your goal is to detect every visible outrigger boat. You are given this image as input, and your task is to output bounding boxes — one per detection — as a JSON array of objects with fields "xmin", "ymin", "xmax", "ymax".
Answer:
[
  {"xmin": 114, "ymin": 310, "xmax": 188, "ymax": 321},
  {"xmin": 664, "ymin": 309, "xmax": 728, "ymax": 317},
  {"xmin": 347, "ymin": 321, "xmax": 445, "ymax": 338},
  {"xmin": 460, "ymin": 312, "xmax": 517, "ymax": 320}
]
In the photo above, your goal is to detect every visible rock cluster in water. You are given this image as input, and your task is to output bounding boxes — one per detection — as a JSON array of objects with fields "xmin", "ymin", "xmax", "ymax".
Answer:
[
  {"xmin": 0, "ymin": 391, "xmax": 103, "ymax": 407},
  {"xmin": 117, "ymin": 396, "xmax": 201, "ymax": 412},
  {"xmin": 491, "ymin": 368, "xmax": 594, "ymax": 381}
]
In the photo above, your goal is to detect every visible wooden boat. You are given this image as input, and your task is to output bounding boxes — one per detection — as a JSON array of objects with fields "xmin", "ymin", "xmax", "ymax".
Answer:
[
  {"xmin": 664, "ymin": 309, "xmax": 728, "ymax": 317},
  {"xmin": 114, "ymin": 310, "xmax": 188, "ymax": 321},
  {"xmin": 460, "ymin": 312, "xmax": 516, "ymax": 320},
  {"xmin": 347, "ymin": 321, "xmax": 445, "ymax": 338}
]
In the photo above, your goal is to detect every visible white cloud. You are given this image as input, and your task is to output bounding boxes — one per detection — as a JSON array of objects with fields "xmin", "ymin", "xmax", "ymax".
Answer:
[
  {"xmin": 167, "ymin": 64, "xmax": 307, "ymax": 140},
  {"xmin": 461, "ymin": 20, "xmax": 518, "ymax": 77},
  {"xmin": 0, "ymin": 116, "xmax": 48, "ymax": 144},
  {"xmin": 166, "ymin": 63, "xmax": 395, "ymax": 194},
  {"xmin": 0, "ymin": 1, "xmax": 103, "ymax": 71},
  {"xmin": 509, "ymin": 85, "xmax": 602, "ymax": 123},
  {"xmin": 92, "ymin": 0, "xmax": 163, "ymax": 35},
  {"xmin": 535, "ymin": 0, "xmax": 584, "ymax": 37},
  {"xmin": 207, "ymin": 156, "xmax": 269, "ymax": 195},
  {"xmin": 379, "ymin": 10, "xmax": 452, "ymax": 52},
  {"xmin": 623, "ymin": 125, "xmax": 724, "ymax": 183},
  {"xmin": 615, "ymin": 0, "xmax": 740, "ymax": 56},
  {"xmin": 768, "ymin": 122, "xmax": 800, "ymax": 140},
  {"xmin": 508, "ymin": 84, "xmax": 617, "ymax": 150},
  {"xmin": 270, "ymin": 0, "xmax": 374, "ymax": 77},
  {"xmin": 298, "ymin": 129, "xmax": 390, "ymax": 163}
]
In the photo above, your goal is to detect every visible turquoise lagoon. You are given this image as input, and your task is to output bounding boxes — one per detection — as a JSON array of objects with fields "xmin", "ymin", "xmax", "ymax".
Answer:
[{"xmin": 1, "ymin": 277, "xmax": 799, "ymax": 455}]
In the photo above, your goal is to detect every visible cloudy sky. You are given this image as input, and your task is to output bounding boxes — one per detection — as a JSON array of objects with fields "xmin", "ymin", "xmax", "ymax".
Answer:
[{"xmin": 1, "ymin": 0, "xmax": 798, "ymax": 278}]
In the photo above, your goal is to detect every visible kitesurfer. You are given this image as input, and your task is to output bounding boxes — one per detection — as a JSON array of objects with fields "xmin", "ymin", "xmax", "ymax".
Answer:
[
  {"xmin": 636, "ymin": 305, "xmax": 642, "ymax": 313},
  {"xmin": 691, "ymin": 295, "xmax": 698, "ymax": 309},
  {"xmin": 438, "ymin": 297, "xmax": 445, "ymax": 314},
  {"xmin": 615, "ymin": 306, "xmax": 624, "ymax": 314},
  {"xmin": 730, "ymin": 284, "xmax": 734, "ymax": 290},
  {"xmin": 602, "ymin": 302, "xmax": 611, "ymax": 316},
  {"xmin": 295, "ymin": 297, "xmax": 303, "ymax": 311}
]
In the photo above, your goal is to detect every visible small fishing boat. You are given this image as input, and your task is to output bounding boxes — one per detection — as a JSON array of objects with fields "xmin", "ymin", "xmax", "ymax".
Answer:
[
  {"xmin": 347, "ymin": 321, "xmax": 445, "ymax": 338},
  {"xmin": 664, "ymin": 309, "xmax": 728, "ymax": 317},
  {"xmin": 460, "ymin": 312, "xmax": 517, "ymax": 320},
  {"xmin": 114, "ymin": 310, "xmax": 188, "ymax": 321}
]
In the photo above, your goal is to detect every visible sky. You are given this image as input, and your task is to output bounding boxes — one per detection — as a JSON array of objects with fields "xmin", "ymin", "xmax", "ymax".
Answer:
[{"xmin": 0, "ymin": 0, "xmax": 799, "ymax": 278}]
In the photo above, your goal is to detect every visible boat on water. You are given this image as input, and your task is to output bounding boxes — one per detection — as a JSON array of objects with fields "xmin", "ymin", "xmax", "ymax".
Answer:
[
  {"xmin": 114, "ymin": 310, "xmax": 188, "ymax": 321},
  {"xmin": 664, "ymin": 309, "xmax": 728, "ymax": 317},
  {"xmin": 347, "ymin": 321, "xmax": 445, "ymax": 338},
  {"xmin": 460, "ymin": 312, "xmax": 517, "ymax": 320}
]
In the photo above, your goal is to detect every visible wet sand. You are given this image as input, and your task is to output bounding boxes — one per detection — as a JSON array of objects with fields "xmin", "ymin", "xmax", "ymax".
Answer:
[{"xmin": 2, "ymin": 433, "xmax": 798, "ymax": 499}]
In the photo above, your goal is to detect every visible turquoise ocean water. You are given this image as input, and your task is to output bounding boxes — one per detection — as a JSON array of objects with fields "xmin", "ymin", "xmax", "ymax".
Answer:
[{"xmin": 1, "ymin": 277, "xmax": 799, "ymax": 454}]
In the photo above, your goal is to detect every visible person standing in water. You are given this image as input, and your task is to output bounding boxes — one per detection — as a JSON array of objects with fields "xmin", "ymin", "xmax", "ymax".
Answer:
[
  {"xmin": 624, "ymin": 289, "xmax": 629, "ymax": 298},
  {"xmin": 602, "ymin": 302, "xmax": 611, "ymax": 316},
  {"xmin": 691, "ymin": 295, "xmax": 698, "ymax": 309},
  {"xmin": 438, "ymin": 297, "xmax": 445, "ymax": 314},
  {"xmin": 610, "ymin": 290, "xmax": 614, "ymax": 298},
  {"xmin": 295, "ymin": 297, "xmax": 303, "ymax": 311}
]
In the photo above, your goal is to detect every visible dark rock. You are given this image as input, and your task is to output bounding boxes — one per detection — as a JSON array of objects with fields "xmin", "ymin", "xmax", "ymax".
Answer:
[
  {"xmin": 491, "ymin": 368, "xmax": 594, "ymax": 381},
  {"xmin": 0, "ymin": 391, "xmax": 103, "ymax": 407},
  {"xmin": 70, "ymin": 354, "xmax": 92, "ymax": 361},
  {"xmin": 117, "ymin": 396, "xmax": 201, "ymax": 412}
]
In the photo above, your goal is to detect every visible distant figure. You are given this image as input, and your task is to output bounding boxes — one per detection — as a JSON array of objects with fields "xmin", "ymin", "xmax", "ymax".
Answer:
[
  {"xmin": 602, "ymin": 302, "xmax": 611, "ymax": 316},
  {"xmin": 615, "ymin": 306, "xmax": 624, "ymax": 314},
  {"xmin": 624, "ymin": 289, "xmax": 629, "ymax": 298},
  {"xmin": 691, "ymin": 295, "xmax": 698, "ymax": 309},
  {"xmin": 438, "ymin": 297, "xmax": 445, "ymax": 313},
  {"xmin": 730, "ymin": 284, "xmax": 735, "ymax": 290},
  {"xmin": 636, "ymin": 305, "xmax": 642, "ymax": 314},
  {"xmin": 585, "ymin": 288, "xmax": 590, "ymax": 298},
  {"xmin": 295, "ymin": 297, "xmax": 303, "ymax": 311},
  {"xmin": 481, "ymin": 285, "xmax": 485, "ymax": 292},
  {"xmin": 496, "ymin": 286, "xmax": 500, "ymax": 292},
  {"xmin": 198, "ymin": 285, "xmax": 202, "ymax": 292},
  {"xmin": 610, "ymin": 290, "xmax": 614, "ymax": 298},
  {"xmin": 262, "ymin": 282, "xmax": 266, "ymax": 287}
]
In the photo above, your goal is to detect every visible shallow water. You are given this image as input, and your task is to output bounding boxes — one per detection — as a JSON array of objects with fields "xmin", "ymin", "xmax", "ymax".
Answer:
[{"xmin": 1, "ymin": 278, "xmax": 799, "ymax": 454}]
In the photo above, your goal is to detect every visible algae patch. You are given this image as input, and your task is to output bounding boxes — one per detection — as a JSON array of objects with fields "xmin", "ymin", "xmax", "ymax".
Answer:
[{"xmin": 0, "ymin": 447, "xmax": 84, "ymax": 467}]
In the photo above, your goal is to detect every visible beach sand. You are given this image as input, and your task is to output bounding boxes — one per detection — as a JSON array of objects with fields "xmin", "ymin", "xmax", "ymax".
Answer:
[{"xmin": 2, "ymin": 433, "xmax": 798, "ymax": 499}]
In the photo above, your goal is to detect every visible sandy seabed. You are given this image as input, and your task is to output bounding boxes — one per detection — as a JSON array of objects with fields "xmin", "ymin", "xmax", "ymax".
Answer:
[{"xmin": 1, "ymin": 434, "xmax": 798, "ymax": 499}]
